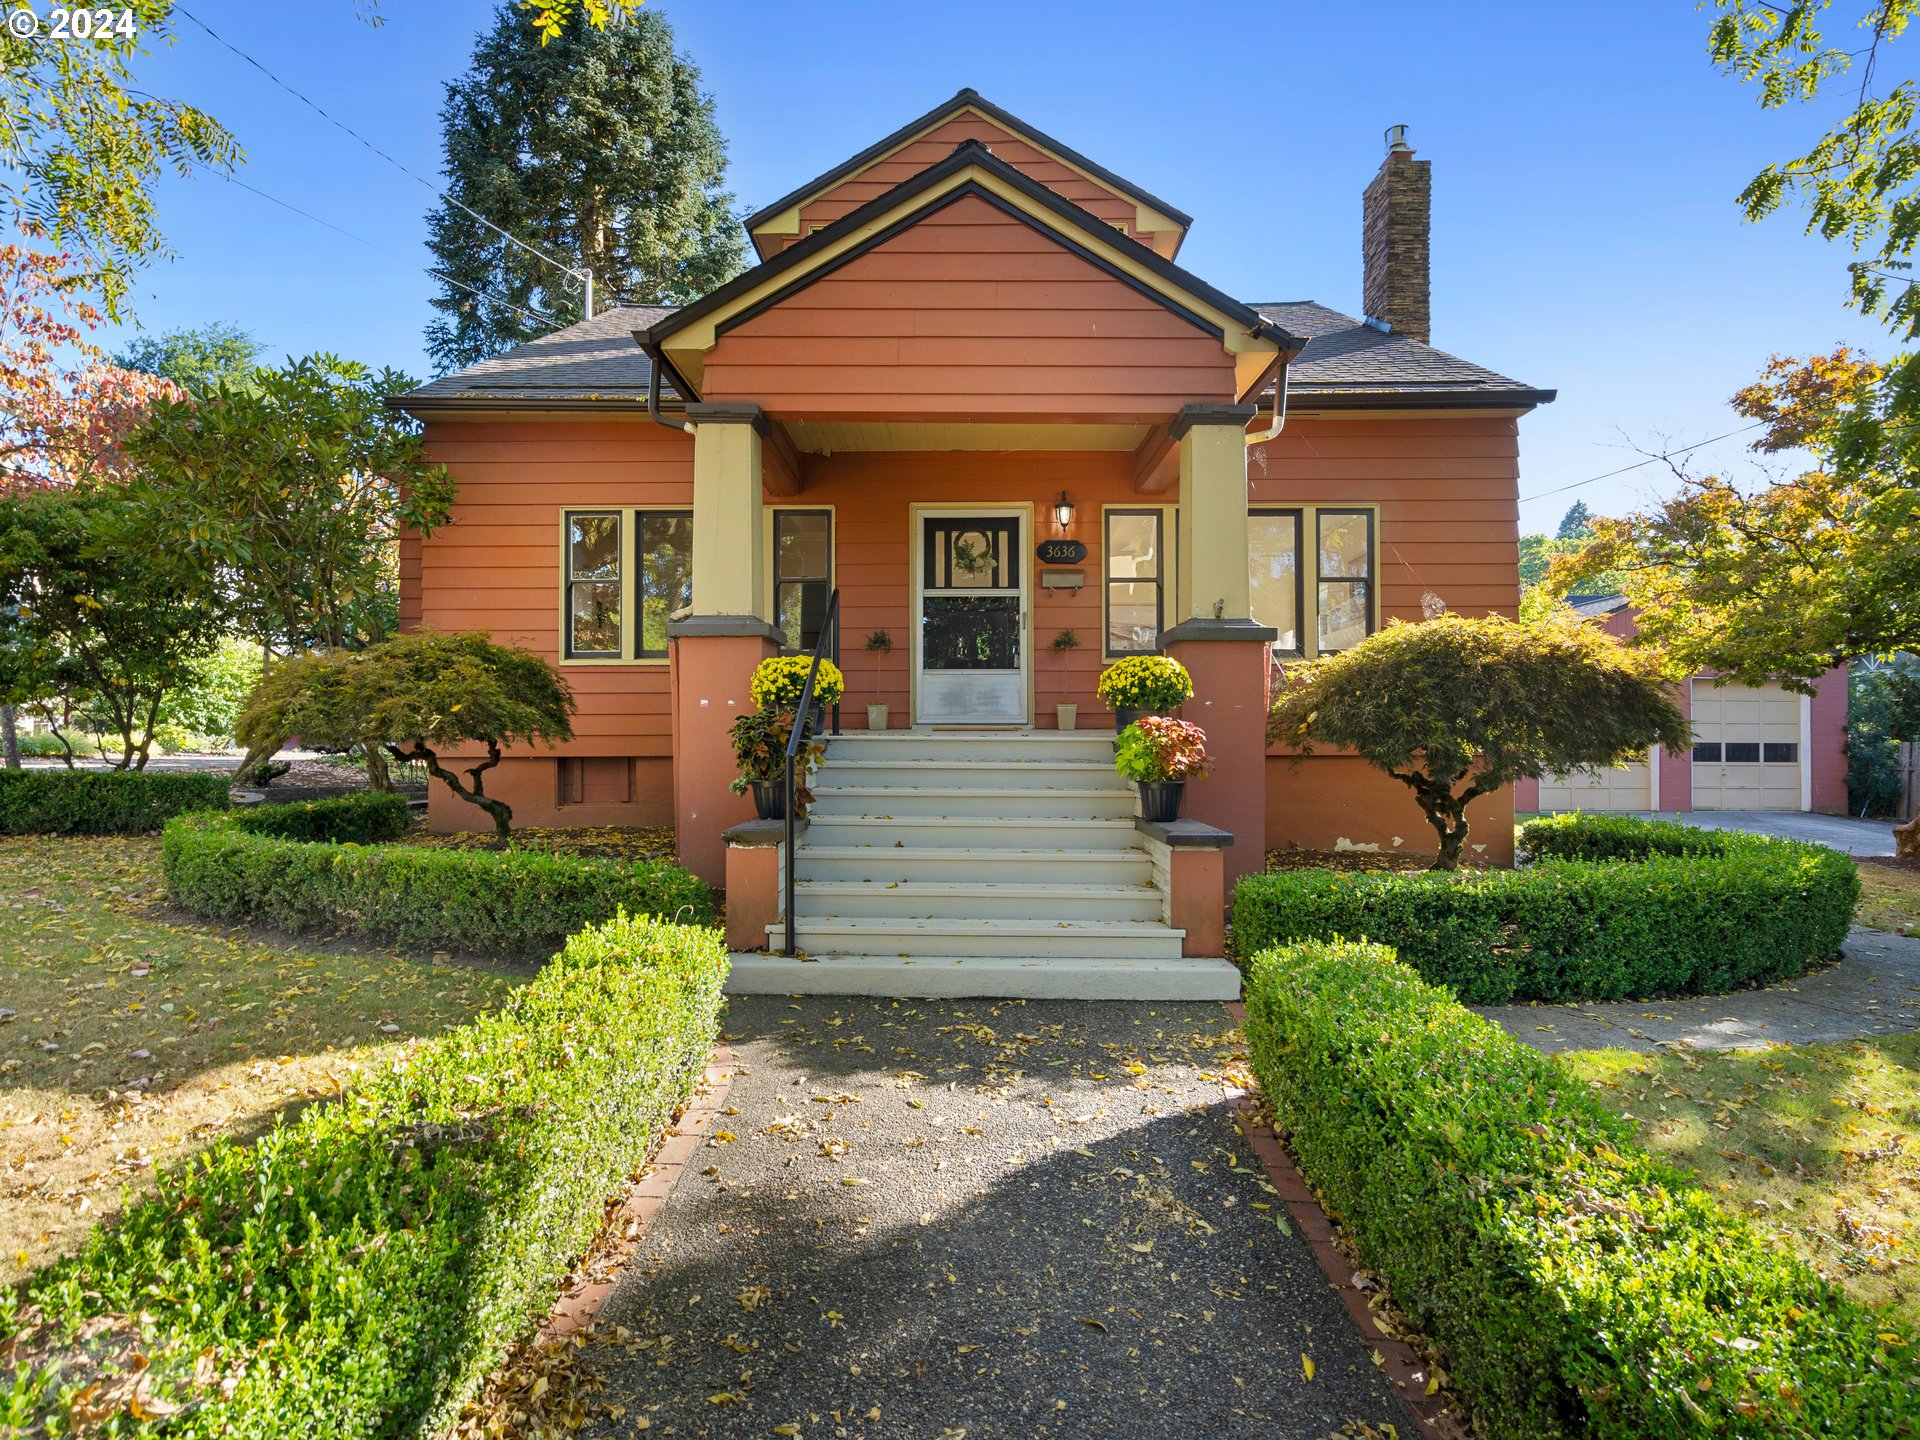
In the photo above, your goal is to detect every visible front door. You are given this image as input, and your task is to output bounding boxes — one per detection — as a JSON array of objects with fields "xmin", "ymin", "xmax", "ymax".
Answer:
[{"xmin": 914, "ymin": 509, "xmax": 1028, "ymax": 725}]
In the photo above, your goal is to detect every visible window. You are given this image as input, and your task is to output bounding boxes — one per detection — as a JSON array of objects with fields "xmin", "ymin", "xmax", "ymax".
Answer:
[
  {"xmin": 558, "ymin": 756, "xmax": 632, "ymax": 805},
  {"xmin": 561, "ymin": 508, "xmax": 692, "ymax": 661},
  {"xmin": 1251, "ymin": 506, "xmax": 1376, "ymax": 658},
  {"xmin": 773, "ymin": 510, "xmax": 832, "ymax": 651},
  {"xmin": 1249, "ymin": 511, "xmax": 1301, "ymax": 655},
  {"xmin": 1724, "ymin": 741, "xmax": 1761, "ymax": 764},
  {"xmin": 1693, "ymin": 742, "xmax": 1723, "ymax": 763},
  {"xmin": 1104, "ymin": 509, "xmax": 1164, "ymax": 655},
  {"xmin": 1764, "ymin": 741, "xmax": 1799, "ymax": 764}
]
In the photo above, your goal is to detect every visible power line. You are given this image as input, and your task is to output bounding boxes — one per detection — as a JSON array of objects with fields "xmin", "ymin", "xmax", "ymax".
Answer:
[
  {"xmin": 174, "ymin": 4, "xmax": 594, "ymax": 312},
  {"xmin": 189, "ymin": 161, "xmax": 556, "ymax": 329},
  {"xmin": 1520, "ymin": 422, "xmax": 1768, "ymax": 503}
]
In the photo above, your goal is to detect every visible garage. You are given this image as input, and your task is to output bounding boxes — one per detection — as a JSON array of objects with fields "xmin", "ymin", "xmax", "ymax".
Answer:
[
  {"xmin": 1689, "ymin": 682, "xmax": 1804, "ymax": 810},
  {"xmin": 1536, "ymin": 756, "xmax": 1653, "ymax": 813}
]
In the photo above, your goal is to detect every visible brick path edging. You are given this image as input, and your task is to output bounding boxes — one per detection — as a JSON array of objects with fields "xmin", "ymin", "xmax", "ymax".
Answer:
[
  {"xmin": 546, "ymin": 1040, "xmax": 736, "ymax": 1338},
  {"xmin": 1224, "ymin": 1000, "xmax": 1460, "ymax": 1440}
]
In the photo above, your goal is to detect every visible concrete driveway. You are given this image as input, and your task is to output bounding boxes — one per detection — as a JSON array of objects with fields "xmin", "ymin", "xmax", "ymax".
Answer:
[{"xmin": 1569, "ymin": 811, "xmax": 1895, "ymax": 856}]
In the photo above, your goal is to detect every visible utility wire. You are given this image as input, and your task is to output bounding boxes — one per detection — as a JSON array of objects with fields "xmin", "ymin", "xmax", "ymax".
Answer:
[
  {"xmin": 190, "ymin": 161, "xmax": 556, "ymax": 329},
  {"xmin": 174, "ymin": 4, "xmax": 594, "ymax": 307},
  {"xmin": 1520, "ymin": 422, "xmax": 1768, "ymax": 502}
]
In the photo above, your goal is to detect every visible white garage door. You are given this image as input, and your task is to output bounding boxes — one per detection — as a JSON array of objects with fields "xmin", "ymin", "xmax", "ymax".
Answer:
[
  {"xmin": 1691, "ymin": 682, "xmax": 1802, "ymax": 810},
  {"xmin": 1537, "ymin": 757, "xmax": 1653, "ymax": 812}
]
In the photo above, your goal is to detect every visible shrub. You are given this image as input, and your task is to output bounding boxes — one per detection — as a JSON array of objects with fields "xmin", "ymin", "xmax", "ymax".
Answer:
[
  {"xmin": 162, "ymin": 802, "xmax": 715, "ymax": 957},
  {"xmin": 1232, "ymin": 824, "xmax": 1856, "ymax": 1003},
  {"xmin": 1095, "ymin": 654, "xmax": 1192, "ymax": 711},
  {"xmin": 224, "ymin": 791, "xmax": 411, "ymax": 844},
  {"xmin": 1243, "ymin": 939, "xmax": 1919, "ymax": 1439},
  {"xmin": 3, "ymin": 911, "xmax": 728, "ymax": 1436},
  {"xmin": 748, "ymin": 654, "xmax": 845, "ymax": 711},
  {"xmin": 0, "ymin": 769, "xmax": 230, "ymax": 835},
  {"xmin": 1519, "ymin": 811, "xmax": 1726, "ymax": 861}
]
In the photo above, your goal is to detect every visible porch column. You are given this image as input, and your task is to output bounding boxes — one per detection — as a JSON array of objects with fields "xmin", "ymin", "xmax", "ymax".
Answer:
[
  {"xmin": 670, "ymin": 404, "xmax": 782, "ymax": 891},
  {"xmin": 1162, "ymin": 402, "xmax": 1272, "ymax": 896}
]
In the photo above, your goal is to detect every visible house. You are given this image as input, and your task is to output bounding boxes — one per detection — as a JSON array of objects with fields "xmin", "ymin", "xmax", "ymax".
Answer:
[
  {"xmin": 395, "ymin": 91, "xmax": 1553, "ymax": 993},
  {"xmin": 1513, "ymin": 596, "xmax": 1848, "ymax": 814}
]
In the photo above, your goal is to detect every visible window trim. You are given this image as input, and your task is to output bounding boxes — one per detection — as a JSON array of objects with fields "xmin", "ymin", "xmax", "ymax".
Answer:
[
  {"xmin": 1100, "ymin": 504, "xmax": 1176, "ymax": 659},
  {"xmin": 1249, "ymin": 507, "xmax": 1306, "ymax": 659},
  {"xmin": 557, "ymin": 505, "xmax": 692, "ymax": 666},
  {"xmin": 1251, "ymin": 503, "xmax": 1380, "ymax": 659},
  {"xmin": 562, "ymin": 509, "xmax": 625, "ymax": 661},
  {"xmin": 763, "ymin": 505, "xmax": 837, "ymax": 654}
]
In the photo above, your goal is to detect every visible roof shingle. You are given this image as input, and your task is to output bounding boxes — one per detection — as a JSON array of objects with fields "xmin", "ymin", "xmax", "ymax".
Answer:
[{"xmin": 1252, "ymin": 301, "xmax": 1551, "ymax": 405}]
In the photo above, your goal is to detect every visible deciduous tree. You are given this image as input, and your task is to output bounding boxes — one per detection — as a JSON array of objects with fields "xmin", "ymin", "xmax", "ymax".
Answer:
[
  {"xmin": 1268, "ymin": 614, "xmax": 1690, "ymax": 870},
  {"xmin": 114, "ymin": 321, "xmax": 264, "ymax": 396}
]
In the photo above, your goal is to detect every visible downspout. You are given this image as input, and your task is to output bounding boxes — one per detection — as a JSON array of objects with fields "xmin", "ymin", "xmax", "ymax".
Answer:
[
  {"xmin": 639, "ymin": 339, "xmax": 690, "ymax": 432},
  {"xmin": 1248, "ymin": 358, "xmax": 1291, "ymax": 445}
]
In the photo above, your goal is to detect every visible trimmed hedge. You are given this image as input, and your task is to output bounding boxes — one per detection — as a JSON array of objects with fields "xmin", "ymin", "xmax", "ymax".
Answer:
[
  {"xmin": 1244, "ymin": 939, "xmax": 1919, "ymax": 1440},
  {"xmin": 223, "ymin": 791, "xmax": 411, "ymax": 844},
  {"xmin": 1232, "ymin": 820, "xmax": 1857, "ymax": 1003},
  {"xmin": 1520, "ymin": 811, "xmax": 1728, "ymax": 861},
  {"xmin": 0, "ymin": 768, "xmax": 230, "ymax": 834},
  {"xmin": 2, "ymin": 912, "xmax": 728, "ymax": 1436},
  {"xmin": 162, "ymin": 800, "xmax": 716, "ymax": 957}
]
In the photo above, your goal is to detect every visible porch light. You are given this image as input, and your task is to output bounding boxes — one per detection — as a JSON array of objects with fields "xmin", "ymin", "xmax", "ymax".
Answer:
[{"xmin": 1053, "ymin": 491, "xmax": 1075, "ymax": 530}]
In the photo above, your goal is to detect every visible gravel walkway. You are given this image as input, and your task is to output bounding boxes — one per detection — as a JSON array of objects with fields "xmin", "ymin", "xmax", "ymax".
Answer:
[
  {"xmin": 1479, "ymin": 926, "xmax": 1920, "ymax": 1054},
  {"xmin": 577, "ymin": 996, "xmax": 1412, "ymax": 1439}
]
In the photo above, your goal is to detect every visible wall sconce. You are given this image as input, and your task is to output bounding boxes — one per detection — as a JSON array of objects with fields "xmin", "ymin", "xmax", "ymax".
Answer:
[{"xmin": 1053, "ymin": 491, "xmax": 1075, "ymax": 530}]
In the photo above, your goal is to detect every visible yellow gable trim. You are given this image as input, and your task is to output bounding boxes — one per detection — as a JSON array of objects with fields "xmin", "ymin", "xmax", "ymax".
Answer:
[
  {"xmin": 745, "ymin": 104, "xmax": 1186, "ymax": 253},
  {"xmin": 666, "ymin": 161, "xmax": 1275, "ymax": 396}
]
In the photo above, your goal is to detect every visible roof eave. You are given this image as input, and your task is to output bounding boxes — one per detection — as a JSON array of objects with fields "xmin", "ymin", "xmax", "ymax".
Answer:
[{"xmin": 1283, "ymin": 386, "xmax": 1558, "ymax": 411}]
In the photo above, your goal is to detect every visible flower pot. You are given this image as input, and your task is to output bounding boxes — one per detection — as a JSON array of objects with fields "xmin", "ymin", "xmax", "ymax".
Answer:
[
  {"xmin": 1136, "ymin": 779, "xmax": 1185, "ymax": 823},
  {"xmin": 749, "ymin": 778, "xmax": 787, "ymax": 820},
  {"xmin": 867, "ymin": 703, "xmax": 889, "ymax": 732},
  {"xmin": 1056, "ymin": 702, "xmax": 1077, "ymax": 731},
  {"xmin": 1114, "ymin": 706, "xmax": 1153, "ymax": 731}
]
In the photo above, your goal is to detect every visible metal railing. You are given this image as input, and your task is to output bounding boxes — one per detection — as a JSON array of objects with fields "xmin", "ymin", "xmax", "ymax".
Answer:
[{"xmin": 783, "ymin": 588, "xmax": 841, "ymax": 955}]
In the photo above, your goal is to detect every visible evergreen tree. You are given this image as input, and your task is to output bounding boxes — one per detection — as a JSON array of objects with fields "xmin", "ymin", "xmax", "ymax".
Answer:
[
  {"xmin": 425, "ymin": 6, "xmax": 744, "ymax": 372},
  {"xmin": 1555, "ymin": 500, "xmax": 1593, "ymax": 539}
]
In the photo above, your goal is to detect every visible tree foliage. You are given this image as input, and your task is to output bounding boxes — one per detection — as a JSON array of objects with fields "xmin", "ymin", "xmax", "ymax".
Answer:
[
  {"xmin": 113, "ymin": 354, "xmax": 455, "ymax": 653},
  {"xmin": 425, "ymin": 3, "xmax": 745, "ymax": 370},
  {"xmin": 0, "ymin": 2, "xmax": 238, "ymax": 316},
  {"xmin": 113, "ymin": 321, "xmax": 264, "ymax": 396},
  {"xmin": 236, "ymin": 632, "xmax": 575, "ymax": 837},
  {"xmin": 1268, "ymin": 614, "xmax": 1691, "ymax": 869},
  {"xmin": 1555, "ymin": 500, "xmax": 1593, "ymax": 539},
  {"xmin": 1551, "ymin": 348, "xmax": 1920, "ymax": 683},
  {"xmin": 0, "ymin": 488, "xmax": 222, "ymax": 768}
]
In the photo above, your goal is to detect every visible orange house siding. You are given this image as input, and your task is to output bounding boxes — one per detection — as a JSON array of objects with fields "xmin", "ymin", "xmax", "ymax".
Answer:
[
  {"xmin": 703, "ymin": 194, "xmax": 1233, "ymax": 423},
  {"xmin": 1255, "ymin": 413, "xmax": 1522, "ymax": 864},
  {"xmin": 779, "ymin": 114, "xmax": 1162, "ymax": 253}
]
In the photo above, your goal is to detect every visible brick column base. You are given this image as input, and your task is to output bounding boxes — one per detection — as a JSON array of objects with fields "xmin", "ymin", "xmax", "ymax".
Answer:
[
  {"xmin": 1163, "ymin": 620, "xmax": 1274, "ymax": 897},
  {"xmin": 670, "ymin": 619, "xmax": 781, "ymax": 888}
]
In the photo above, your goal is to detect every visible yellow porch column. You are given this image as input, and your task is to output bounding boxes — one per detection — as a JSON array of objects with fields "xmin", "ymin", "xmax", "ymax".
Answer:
[
  {"xmin": 1171, "ymin": 403, "xmax": 1260, "ymax": 626},
  {"xmin": 687, "ymin": 403, "xmax": 770, "ymax": 621}
]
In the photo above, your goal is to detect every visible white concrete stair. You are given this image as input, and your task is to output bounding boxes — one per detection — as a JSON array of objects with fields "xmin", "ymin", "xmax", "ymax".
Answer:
[{"xmin": 733, "ymin": 728, "xmax": 1238, "ymax": 1001}]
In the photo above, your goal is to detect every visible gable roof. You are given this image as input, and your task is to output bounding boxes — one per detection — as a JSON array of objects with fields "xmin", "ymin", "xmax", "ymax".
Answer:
[
  {"xmin": 1251, "ymin": 301, "xmax": 1554, "ymax": 408},
  {"xmin": 398, "ymin": 304, "xmax": 676, "ymax": 412},
  {"xmin": 742, "ymin": 87, "xmax": 1192, "ymax": 258},
  {"xmin": 650, "ymin": 139, "xmax": 1297, "ymax": 402}
]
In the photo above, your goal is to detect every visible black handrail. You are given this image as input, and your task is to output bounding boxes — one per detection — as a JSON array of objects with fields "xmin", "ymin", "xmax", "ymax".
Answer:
[{"xmin": 783, "ymin": 588, "xmax": 840, "ymax": 955}]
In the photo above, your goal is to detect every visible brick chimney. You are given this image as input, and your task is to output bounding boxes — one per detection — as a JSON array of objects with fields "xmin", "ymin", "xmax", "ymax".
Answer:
[{"xmin": 1361, "ymin": 124, "xmax": 1431, "ymax": 344}]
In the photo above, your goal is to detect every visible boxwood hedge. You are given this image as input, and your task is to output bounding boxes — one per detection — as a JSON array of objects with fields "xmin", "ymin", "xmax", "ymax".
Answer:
[
  {"xmin": 1232, "ymin": 818, "xmax": 1856, "ymax": 1003},
  {"xmin": 0, "ymin": 768, "xmax": 230, "ymax": 834},
  {"xmin": 1243, "ymin": 938, "xmax": 1918, "ymax": 1440},
  {"xmin": 0, "ymin": 911, "xmax": 728, "ymax": 1437},
  {"xmin": 163, "ymin": 797, "xmax": 716, "ymax": 957}
]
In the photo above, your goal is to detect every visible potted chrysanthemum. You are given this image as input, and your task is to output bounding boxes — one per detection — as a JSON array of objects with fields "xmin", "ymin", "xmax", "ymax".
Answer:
[
  {"xmin": 1095, "ymin": 655, "xmax": 1193, "ymax": 730},
  {"xmin": 1113, "ymin": 716, "xmax": 1210, "ymax": 821},
  {"xmin": 749, "ymin": 654, "xmax": 846, "ymax": 734}
]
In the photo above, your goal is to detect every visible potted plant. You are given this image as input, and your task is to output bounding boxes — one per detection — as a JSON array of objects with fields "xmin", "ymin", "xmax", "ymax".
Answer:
[
  {"xmin": 1114, "ymin": 716, "xmax": 1210, "ymax": 822},
  {"xmin": 1050, "ymin": 629, "xmax": 1080, "ymax": 730},
  {"xmin": 728, "ymin": 709, "xmax": 824, "ymax": 819},
  {"xmin": 1096, "ymin": 655, "xmax": 1193, "ymax": 730},
  {"xmin": 750, "ymin": 654, "xmax": 846, "ymax": 735},
  {"xmin": 864, "ymin": 631, "xmax": 892, "ymax": 730}
]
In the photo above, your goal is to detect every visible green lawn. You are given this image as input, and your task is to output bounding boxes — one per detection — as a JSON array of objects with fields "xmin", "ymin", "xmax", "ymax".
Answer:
[
  {"xmin": 0, "ymin": 833, "xmax": 525, "ymax": 1281},
  {"xmin": 1561, "ymin": 1037, "xmax": 1920, "ymax": 1329}
]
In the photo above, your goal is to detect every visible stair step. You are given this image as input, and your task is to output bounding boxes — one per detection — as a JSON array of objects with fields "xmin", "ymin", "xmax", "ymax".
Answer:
[
  {"xmin": 808, "ymin": 786, "xmax": 1135, "ymax": 819},
  {"xmin": 795, "ymin": 846, "xmax": 1152, "ymax": 886},
  {"xmin": 825, "ymin": 731, "xmax": 1117, "ymax": 763},
  {"xmin": 765, "ymin": 916, "xmax": 1186, "ymax": 961},
  {"xmin": 817, "ymin": 758, "xmax": 1123, "ymax": 790},
  {"xmin": 801, "ymin": 816, "xmax": 1140, "ymax": 850},
  {"xmin": 725, "ymin": 953, "xmax": 1241, "ymax": 1001},
  {"xmin": 793, "ymin": 879, "xmax": 1162, "ymax": 922}
]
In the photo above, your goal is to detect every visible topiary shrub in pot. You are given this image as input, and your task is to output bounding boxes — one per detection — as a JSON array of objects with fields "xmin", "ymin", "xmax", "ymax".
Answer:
[
  {"xmin": 1096, "ymin": 655, "xmax": 1193, "ymax": 730},
  {"xmin": 1114, "ymin": 716, "xmax": 1210, "ymax": 821}
]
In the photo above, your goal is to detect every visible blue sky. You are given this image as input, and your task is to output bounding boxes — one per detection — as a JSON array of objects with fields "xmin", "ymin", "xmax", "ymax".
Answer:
[{"xmin": 100, "ymin": 0, "xmax": 1892, "ymax": 533}]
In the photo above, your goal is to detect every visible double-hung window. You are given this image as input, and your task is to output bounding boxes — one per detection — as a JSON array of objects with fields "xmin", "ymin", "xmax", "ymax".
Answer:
[
  {"xmin": 1250, "ymin": 506, "xmax": 1376, "ymax": 658},
  {"xmin": 561, "ymin": 508, "xmax": 693, "ymax": 661},
  {"xmin": 1104, "ymin": 509, "xmax": 1166, "ymax": 656},
  {"xmin": 772, "ymin": 510, "xmax": 833, "ymax": 651}
]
